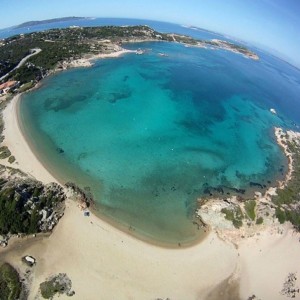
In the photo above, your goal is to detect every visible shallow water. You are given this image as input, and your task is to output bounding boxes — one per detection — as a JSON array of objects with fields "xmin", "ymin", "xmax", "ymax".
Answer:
[{"xmin": 19, "ymin": 41, "xmax": 300, "ymax": 245}]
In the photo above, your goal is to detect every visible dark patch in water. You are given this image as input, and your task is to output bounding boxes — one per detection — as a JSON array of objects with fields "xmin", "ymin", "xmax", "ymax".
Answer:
[
  {"xmin": 249, "ymin": 182, "xmax": 264, "ymax": 189},
  {"xmin": 77, "ymin": 152, "xmax": 87, "ymax": 160},
  {"xmin": 56, "ymin": 147, "xmax": 64, "ymax": 154},
  {"xmin": 176, "ymin": 118, "xmax": 212, "ymax": 136},
  {"xmin": 108, "ymin": 91, "xmax": 132, "ymax": 103},
  {"xmin": 202, "ymin": 183, "xmax": 246, "ymax": 197},
  {"xmin": 184, "ymin": 146, "xmax": 224, "ymax": 161},
  {"xmin": 44, "ymin": 94, "xmax": 90, "ymax": 112}
]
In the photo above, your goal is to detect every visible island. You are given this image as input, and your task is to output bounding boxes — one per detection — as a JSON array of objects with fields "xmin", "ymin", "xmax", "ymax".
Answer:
[
  {"xmin": 14, "ymin": 17, "xmax": 88, "ymax": 29},
  {"xmin": 0, "ymin": 25, "xmax": 299, "ymax": 300}
]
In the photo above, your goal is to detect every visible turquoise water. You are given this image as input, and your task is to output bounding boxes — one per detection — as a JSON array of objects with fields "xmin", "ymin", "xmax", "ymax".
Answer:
[{"xmin": 20, "ymin": 41, "xmax": 299, "ymax": 245}]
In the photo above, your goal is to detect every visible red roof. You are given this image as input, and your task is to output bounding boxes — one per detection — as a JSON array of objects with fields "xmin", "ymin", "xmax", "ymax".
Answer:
[{"xmin": 0, "ymin": 81, "xmax": 17, "ymax": 90}]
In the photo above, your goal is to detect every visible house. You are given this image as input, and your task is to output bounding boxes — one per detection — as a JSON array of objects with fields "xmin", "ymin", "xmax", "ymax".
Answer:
[{"xmin": 0, "ymin": 80, "xmax": 20, "ymax": 95}]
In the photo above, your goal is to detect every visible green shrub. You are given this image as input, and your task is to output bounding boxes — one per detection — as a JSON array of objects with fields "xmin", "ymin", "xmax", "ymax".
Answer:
[
  {"xmin": 221, "ymin": 206, "xmax": 244, "ymax": 228},
  {"xmin": 244, "ymin": 200, "xmax": 256, "ymax": 221},
  {"xmin": 275, "ymin": 207, "xmax": 286, "ymax": 224},
  {"xmin": 0, "ymin": 146, "xmax": 11, "ymax": 159},
  {"xmin": 0, "ymin": 181, "xmax": 65, "ymax": 235},
  {"xmin": 19, "ymin": 82, "xmax": 34, "ymax": 92},
  {"xmin": 8, "ymin": 156, "xmax": 15, "ymax": 164},
  {"xmin": 40, "ymin": 273, "xmax": 72, "ymax": 299},
  {"xmin": 256, "ymin": 216, "xmax": 264, "ymax": 225},
  {"xmin": 0, "ymin": 263, "xmax": 22, "ymax": 300}
]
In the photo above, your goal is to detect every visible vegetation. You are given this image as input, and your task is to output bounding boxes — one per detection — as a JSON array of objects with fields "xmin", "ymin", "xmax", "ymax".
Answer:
[
  {"xmin": 40, "ymin": 273, "xmax": 73, "ymax": 299},
  {"xmin": 221, "ymin": 206, "xmax": 244, "ymax": 228},
  {"xmin": 280, "ymin": 273, "xmax": 300, "ymax": 298},
  {"xmin": 272, "ymin": 139, "xmax": 300, "ymax": 230},
  {"xmin": 0, "ymin": 146, "xmax": 11, "ymax": 159},
  {"xmin": 18, "ymin": 81, "xmax": 34, "ymax": 93},
  {"xmin": 0, "ymin": 26, "xmax": 164, "ymax": 83},
  {"xmin": 0, "ymin": 179, "xmax": 65, "ymax": 235},
  {"xmin": 256, "ymin": 216, "xmax": 264, "ymax": 225},
  {"xmin": 0, "ymin": 25, "xmax": 258, "ymax": 85},
  {"xmin": 244, "ymin": 200, "xmax": 256, "ymax": 221},
  {"xmin": 0, "ymin": 263, "xmax": 22, "ymax": 300},
  {"xmin": 8, "ymin": 156, "xmax": 15, "ymax": 164},
  {"xmin": 40, "ymin": 280, "xmax": 60, "ymax": 299},
  {"xmin": 218, "ymin": 132, "xmax": 300, "ymax": 231}
]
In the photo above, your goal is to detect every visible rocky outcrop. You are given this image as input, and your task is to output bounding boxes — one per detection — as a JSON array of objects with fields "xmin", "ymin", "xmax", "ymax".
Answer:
[{"xmin": 0, "ymin": 178, "xmax": 66, "ymax": 236}]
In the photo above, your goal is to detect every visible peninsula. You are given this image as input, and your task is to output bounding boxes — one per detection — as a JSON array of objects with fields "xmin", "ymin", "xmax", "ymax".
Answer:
[{"xmin": 0, "ymin": 25, "xmax": 258, "ymax": 90}]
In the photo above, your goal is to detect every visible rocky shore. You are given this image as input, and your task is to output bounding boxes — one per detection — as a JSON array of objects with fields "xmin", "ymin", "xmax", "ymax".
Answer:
[
  {"xmin": 197, "ymin": 127, "xmax": 300, "ymax": 244},
  {"xmin": 0, "ymin": 177, "xmax": 66, "ymax": 248}
]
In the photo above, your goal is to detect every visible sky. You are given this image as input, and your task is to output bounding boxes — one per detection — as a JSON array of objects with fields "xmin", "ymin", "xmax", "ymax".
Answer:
[{"xmin": 0, "ymin": 0, "xmax": 299, "ymax": 67}]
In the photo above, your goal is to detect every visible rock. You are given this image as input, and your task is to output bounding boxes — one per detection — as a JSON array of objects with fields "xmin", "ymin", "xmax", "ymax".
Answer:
[
  {"xmin": 56, "ymin": 147, "xmax": 64, "ymax": 154},
  {"xmin": 0, "ymin": 240, "xmax": 8, "ymax": 248}
]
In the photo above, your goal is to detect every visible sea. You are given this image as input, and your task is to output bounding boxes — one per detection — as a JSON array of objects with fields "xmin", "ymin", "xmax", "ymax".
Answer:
[{"xmin": 4, "ymin": 18, "xmax": 300, "ymax": 246}]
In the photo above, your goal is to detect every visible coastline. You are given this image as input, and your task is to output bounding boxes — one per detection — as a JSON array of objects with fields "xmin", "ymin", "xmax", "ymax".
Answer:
[
  {"xmin": 1, "ymin": 47, "xmax": 137, "ymax": 185},
  {"xmin": 58, "ymin": 48, "xmax": 138, "ymax": 69},
  {"xmin": 7, "ymin": 92, "xmax": 206, "ymax": 249},
  {"xmin": 196, "ymin": 126, "xmax": 300, "ymax": 299},
  {"xmin": 0, "ymin": 198, "xmax": 238, "ymax": 300},
  {"xmin": 2, "ymin": 93, "xmax": 300, "ymax": 300},
  {"xmin": 2, "ymin": 94, "xmax": 58, "ymax": 184},
  {"xmin": 274, "ymin": 127, "xmax": 299, "ymax": 189},
  {"xmin": 0, "ymin": 49, "xmax": 300, "ymax": 299},
  {"xmin": 0, "ymin": 93, "xmax": 238, "ymax": 299}
]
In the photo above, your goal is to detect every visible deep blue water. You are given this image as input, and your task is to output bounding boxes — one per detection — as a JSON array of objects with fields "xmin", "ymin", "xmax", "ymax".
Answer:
[{"xmin": 11, "ymin": 19, "xmax": 300, "ymax": 245}]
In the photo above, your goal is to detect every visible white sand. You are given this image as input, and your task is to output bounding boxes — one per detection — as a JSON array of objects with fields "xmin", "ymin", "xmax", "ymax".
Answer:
[
  {"xmin": 239, "ymin": 224, "xmax": 300, "ymax": 300},
  {"xmin": 2, "ymin": 95, "xmax": 58, "ymax": 183},
  {"xmin": 14, "ymin": 200, "xmax": 237, "ymax": 300},
  {"xmin": 61, "ymin": 49, "xmax": 137, "ymax": 69},
  {"xmin": 90, "ymin": 49, "xmax": 137, "ymax": 59}
]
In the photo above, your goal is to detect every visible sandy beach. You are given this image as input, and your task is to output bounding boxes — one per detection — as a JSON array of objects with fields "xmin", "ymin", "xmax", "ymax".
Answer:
[
  {"xmin": 1, "ymin": 83, "xmax": 300, "ymax": 299},
  {"xmin": 1, "ymin": 198, "xmax": 238, "ymax": 300},
  {"xmin": 60, "ymin": 48, "xmax": 138, "ymax": 69},
  {"xmin": 2, "ymin": 94, "xmax": 58, "ymax": 184}
]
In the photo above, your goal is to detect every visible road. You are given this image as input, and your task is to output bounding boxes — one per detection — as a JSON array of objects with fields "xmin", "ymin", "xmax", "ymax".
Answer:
[{"xmin": 0, "ymin": 48, "xmax": 42, "ymax": 81}]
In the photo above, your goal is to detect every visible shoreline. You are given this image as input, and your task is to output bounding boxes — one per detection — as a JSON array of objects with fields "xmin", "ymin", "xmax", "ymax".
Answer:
[
  {"xmin": 6, "ymin": 93, "xmax": 207, "ymax": 249},
  {"xmin": 1, "ymin": 47, "xmax": 137, "ymax": 184},
  {"xmin": 0, "ymin": 91, "xmax": 238, "ymax": 298},
  {"xmin": 2, "ymin": 94, "xmax": 58, "ymax": 184},
  {"xmin": 0, "ymin": 198, "xmax": 238, "ymax": 300},
  {"xmin": 0, "ymin": 48, "xmax": 300, "ymax": 298},
  {"xmin": 274, "ymin": 127, "xmax": 299, "ymax": 189},
  {"xmin": 58, "ymin": 48, "xmax": 138, "ymax": 69}
]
